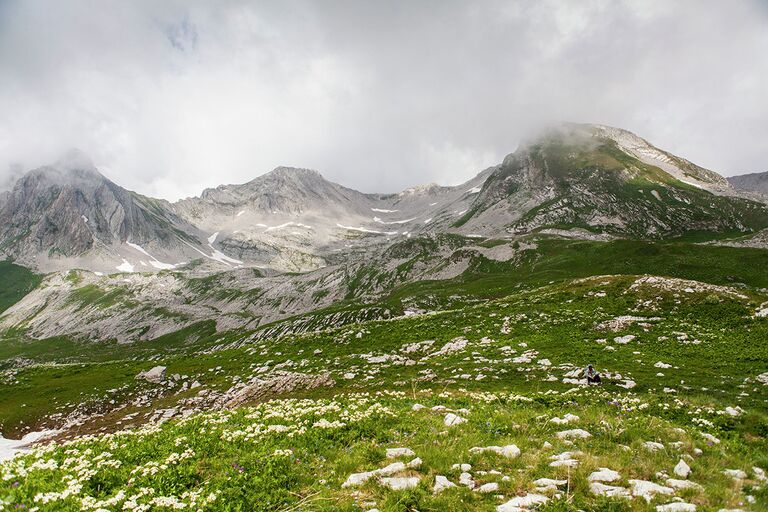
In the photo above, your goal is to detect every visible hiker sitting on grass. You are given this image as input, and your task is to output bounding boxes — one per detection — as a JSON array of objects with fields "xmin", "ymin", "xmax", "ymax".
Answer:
[{"xmin": 585, "ymin": 364, "xmax": 601, "ymax": 385}]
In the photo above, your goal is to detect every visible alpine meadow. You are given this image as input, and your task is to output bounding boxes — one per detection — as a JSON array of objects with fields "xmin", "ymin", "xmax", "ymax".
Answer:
[{"xmin": 0, "ymin": 2, "xmax": 767, "ymax": 512}]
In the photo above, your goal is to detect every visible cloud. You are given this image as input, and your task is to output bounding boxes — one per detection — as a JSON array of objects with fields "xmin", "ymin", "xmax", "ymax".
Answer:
[{"xmin": 0, "ymin": 0, "xmax": 766, "ymax": 200}]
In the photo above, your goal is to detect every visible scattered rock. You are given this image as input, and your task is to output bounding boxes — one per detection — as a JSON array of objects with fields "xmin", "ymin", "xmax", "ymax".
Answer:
[
  {"xmin": 666, "ymin": 479, "xmax": 703, "ymax": 491},
  {"xmin": 497, "ymin": 493, "xmax": 549, "ymax": 511},
  {"xmin": 533, "ymin": 478, "xmax": 566, "ymax": 492},
  {"xmin": 469, "ymin": 444, "xmax": 521, "ymax": 459},
  {"xmin": 433, "ymin": 475, "xmax": 456, "ymax": 493},
  {"xmin": 380, "ymin": 476, "xmax": 420, "ymax": 490},
  {"xmin": 386, "ymin": 447, "xmax": 415, "ymax": 459},
  {"xmin": 342, "ymin": 462, "xmax": 406, "ymax": 488},
  {"xmin": 556, "ymin": 429, "xmax": 592, "ymax": 440},
  {"xmin": 643, "ymin": 441, "xmax": 665, "ymax": 451},
  {"xmin": 590, "ymin": 482, "xmax": 630, "ymax": 498},
  {"xmin": 223, "ymin": 372, "xmax": 334, "ymax": 408},
  {"xmin": 444, "ymin": 412, "xmax": 467, "ymax": 427},
  {"xmin": 674, "ymin": 459, "xmax": 691, "ymax": 478},
  {"xmin": 550, "ymin": 413, "xmax": 579, "ymax": 425},
  {"xmin": 588, "ymin": 468, "xmax": 621, "ymax": 483},
  {"xmin": 628, "ymin": 479, "xmax": 674, "ymax": 502},
  {"xmin": 459, "ymin": 472, "xmax": 475, "ymax": 489},
  {"xmin": 723, "ymin": 469, "xmax": 747, "ymax": 480},
  {"xmin": 407, "ymin": 457, "xmax": 422, "ymax": 469},
  {"xmin": 477, "ymin": 482, "xmax": 499, "ymax": 493},
  {"xmin": 136, "ymin": 366, "xmax": 167, "ymax": 384},
  {"xmin": 656, "ymin": 503, "xmax": 696, "ymax": 512}
]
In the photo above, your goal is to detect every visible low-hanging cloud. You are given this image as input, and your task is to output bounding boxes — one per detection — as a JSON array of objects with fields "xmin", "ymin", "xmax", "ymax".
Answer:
[{"xmin": 1, "ymin": 0, "xmax": 766, "ymax": 200}]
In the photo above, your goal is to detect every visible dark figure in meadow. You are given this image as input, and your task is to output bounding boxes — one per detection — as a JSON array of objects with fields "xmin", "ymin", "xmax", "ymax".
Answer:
[{"xmin": 585, "ymin": 364, "xmax": 601, "ymax": 385}]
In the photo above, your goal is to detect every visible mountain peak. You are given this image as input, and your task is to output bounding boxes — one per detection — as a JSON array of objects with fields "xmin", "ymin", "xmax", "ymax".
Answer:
[{"xmin": 268, "ymin": 166, "xmax": 323, "ymax": 179}]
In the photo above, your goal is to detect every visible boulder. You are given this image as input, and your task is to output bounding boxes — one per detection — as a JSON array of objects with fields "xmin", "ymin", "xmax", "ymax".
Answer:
[
  {"xmin": 433, "ymin": 475, "xmax": 456, "ymax": 493},
  {"xmin": 674, "ymin": 459, "xmax": 691, "ymax": 478},
  {"xmin": 380, "ymin": 476, "xmax": 420, "ymax": 490},
  {"xmin": 497, "ymin": 493, "xmax": 549, "ymax": 511},
  {"xmin": 469, "ymin": 444, "xmax": 521, "ymax": 459},
  {"xmin": 656, "ymin": 503, "xmax": 696, "ymax": 512},
  {"xmin": 386, "ymin": 447, "xmax": 415, "ymax": 459},
  {"xmin": 556, "ymin": 429, "xmax": 592, "ymax": 440},
  {"xmin": 590, "ymin": 482, "xmax": 630, "ymax": 498},
  {"xmin": 136, "ymin": 366, "xmax": 167, "ymax": 384},
  {"xmin": 588, "ymin": 468, "xmax": 621, "ymax": 482}
]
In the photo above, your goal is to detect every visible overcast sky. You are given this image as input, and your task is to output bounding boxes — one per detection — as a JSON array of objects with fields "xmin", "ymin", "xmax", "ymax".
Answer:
[{"xmin": 1, "ymin": 0, "xmax": 767, "ymax": 200}]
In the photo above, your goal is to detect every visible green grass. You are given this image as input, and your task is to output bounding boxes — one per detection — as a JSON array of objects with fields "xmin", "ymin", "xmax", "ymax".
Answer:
[
  {"xmin": 0, "ymin": 261, "xmax": 41, "ymax": 314},
  {"xmin": 1, "ymin": 238, "xmax": 767, "ymax": 510},
  {"xmin": 0, "ymin": 388, "xmax": 765, "ymax": 511}
]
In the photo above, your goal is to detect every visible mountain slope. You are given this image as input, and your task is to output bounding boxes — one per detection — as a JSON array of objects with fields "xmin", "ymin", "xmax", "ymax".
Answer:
[
  {"xmin": 0, "ymin": 152, "xmax": 241, "ymax": 273},
  {"xmin": 452, "ymin": 124, "xmax": 768, "ymax": 238},
  {"xmin": 2, "ymin": 124, "xmax": 766, "ymax": 275},
  {"xmin": 728, "ymin": 170, "xmax": 768, "ymax": 195}
]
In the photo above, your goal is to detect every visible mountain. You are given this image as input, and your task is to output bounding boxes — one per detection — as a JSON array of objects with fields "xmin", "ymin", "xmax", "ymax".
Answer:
[
  {"xmin": 453, "ymin": 124, "xmax": 767, "ymax": 238},
  {"xmin": 0, "ymin": 151, "xmax": 237, "ymax": 273},
  {"xmin": 2, "ymin": 124, "xmax": 767, "ymax": 276},
  {"xmin": 728, "ymin": 170, "xmax": 768, "ymax": 195}
]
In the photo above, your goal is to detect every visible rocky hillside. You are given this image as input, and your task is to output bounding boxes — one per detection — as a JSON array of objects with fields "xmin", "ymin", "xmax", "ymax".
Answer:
[
  {"xmin": 3, "ymin": 124, "xmax": 766, "ymax": 275},
  {"xmin": 1, "ymin": 270, "xmax": 766, "ymax": 510},
  {"xmin": 0, "ymin": 151, "xmax": 215, "ymax": 273},
  {"xmin": 729, "ymin": 171, "xmax": 768, "ymax": 195},
  {"xmin": 452, "ymin": 124, "xmax": 768, "ymax": 238}
]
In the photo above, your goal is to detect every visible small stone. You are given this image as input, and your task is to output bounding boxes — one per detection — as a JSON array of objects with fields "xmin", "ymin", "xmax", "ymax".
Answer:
[
  {"xmin": 628, "ymin": 480, "xmax": 674, "ymax": 502},
  {"xmin": 444, "ymin": 412, "xmax": 468, "ymax": 426},
  {"xmin": 534, "ymin": 478, "xmax": 567, "ymax": 492},
  {"xmin": 477, "ymin": 482, "xmax": 499, "ymax": 493},
  {"xmin": 468, "ymin": 444, "xmax": 521, "ymax": 459},
  {"xmin": 550, "ymin": 413, "xmax": 579, "ymax": 425},
  {"xmin": 556, "ymin": 429, "xmax": 591, "ymax": 440},
  {"xmin": 656, "ymin": 503, "xmax": 696, "ymax": 512},
  {"xmin": 674, "ymin": 459, "xmax": 691, "ymax": 479},
  {"xmin": 380, "ymin": 476, "xmax": 420, "ymax": 490},
  {"xmin": 590, "ymin": 482, "xmax": 630, "ymax": 498},
  {"xmin": 386, "ymin": 447, "xmax": 415, "ymax": 459},
  {"xmin": 588, "ymin": 468, "xmax": 621, "ymax": 482},
  {"xmin": 497, "ymin": 493, "xmax": 549, "ymax": 511},
  {"xmin": 643, "ymin": 441, "xmax": 665, "ymax": 451},
  {"xmin": 723, "ymin": 469, "xmax": 747, "ymax": 480},
  {"xmin": 666, "ymin": 479, "xmax": 703, "ymax": 491},
  {"xmin": 433, "ymin": 475, "xmax": 456, "ymax": 493}
]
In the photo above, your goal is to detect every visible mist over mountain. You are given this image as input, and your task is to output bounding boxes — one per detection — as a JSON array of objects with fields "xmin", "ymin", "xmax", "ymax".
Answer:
[{"xmin": 1, "ymin": 123, "xmax": 767, "ymax": 278}]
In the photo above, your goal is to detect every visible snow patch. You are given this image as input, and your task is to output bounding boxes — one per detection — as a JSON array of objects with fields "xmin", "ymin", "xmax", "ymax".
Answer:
[
  {"xmin": 373, "ymin": 216, "xmax": 417, "ymax": 225},
  {"xmin": 1, "ymin": 430, "xmax": 59, "ymax": 462},
  {"xmin": 126, "ymin": 242, "xmax": 177, "ymax": 270},
  {"xmin": 371, "ymin": 208, "xmax": 399, "ymax": 213},
  {"xmin": 337, "ymin": 224, "xmax": 398, "ymax": 235},
  {"xmin": 116, "ymin": 259, "xmax": 134, "ymax": 273}
]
